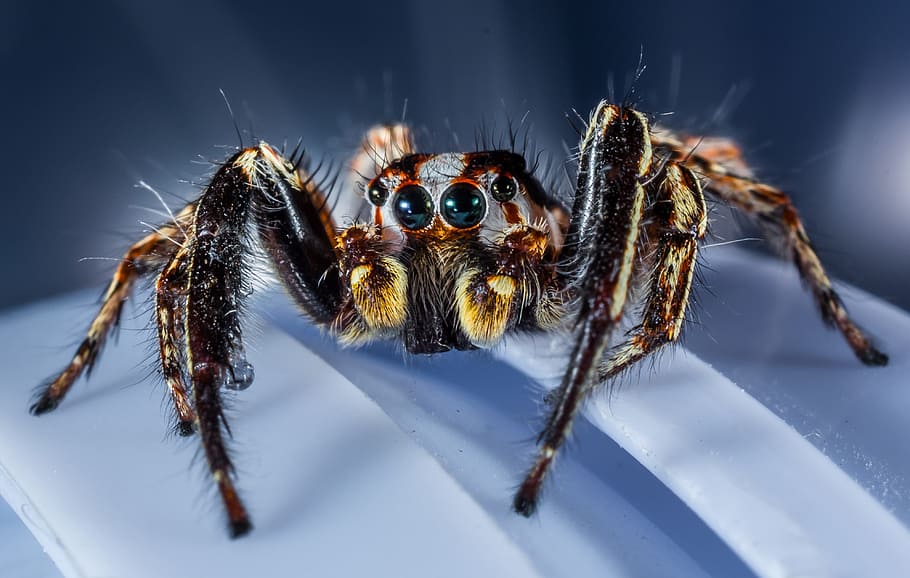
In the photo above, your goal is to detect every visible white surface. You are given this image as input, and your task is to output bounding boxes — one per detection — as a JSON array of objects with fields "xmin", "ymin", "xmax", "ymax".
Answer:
[
  {"xmin": 0, "ymin": 246, "xmax": 907, "ymax": 577},
  {"xmin": 0, "ymin": 313, "xmax": 546, "ymax": 578},
  {"xmin": 0, "ymin": 500, "xmax": 59, "ymax": 578}
]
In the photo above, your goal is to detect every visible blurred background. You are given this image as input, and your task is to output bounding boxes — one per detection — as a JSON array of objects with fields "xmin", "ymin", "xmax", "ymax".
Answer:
[{"xmin": 2, "ymin": 0, "xmax": 909, "ymax": 312}]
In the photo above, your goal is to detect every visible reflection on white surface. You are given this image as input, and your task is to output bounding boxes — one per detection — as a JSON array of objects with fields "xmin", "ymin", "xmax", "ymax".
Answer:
[{"xmin": 0, "ymin": 246, "xmax": 907, "ymax": 577}]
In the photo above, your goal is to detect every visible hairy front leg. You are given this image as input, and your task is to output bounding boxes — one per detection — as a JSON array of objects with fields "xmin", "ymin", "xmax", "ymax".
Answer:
[
  {"xmin": 186, "ymin": 142, "xmax": 348, "ymax": 537},
  {"xmin": 514, "ymin": 102, "xmax": 652, "ymax": 516},
  {"xmin": 182, "ymin": 149, "xmax": 261, "ymax": 537}
]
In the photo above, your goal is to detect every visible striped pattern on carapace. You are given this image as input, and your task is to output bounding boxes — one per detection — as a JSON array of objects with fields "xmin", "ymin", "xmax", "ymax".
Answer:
[{"xmin": 32, "ymin": 101, "xmax": 888, "ymax": 538}]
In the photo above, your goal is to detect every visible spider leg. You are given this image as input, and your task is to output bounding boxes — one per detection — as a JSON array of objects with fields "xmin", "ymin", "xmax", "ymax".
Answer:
[
  {"xmin": 155, "ymin": 244, "xmax": 197, "ymax": 436},
  {"xmin": 351, "ymin": 123, "xmax": 414, "ymax": 179},
  {"xmin": 181, "ymin": 152, "xmax": 288, "ymax": 536},
  {"xmin": 30, "ymin": 205, "xmax": 193, "ymax": 415},
  {"xmin": 181, "ymin": 154, "xmax": 259, "ymax": 537},
  {"xmin": 341, "ymin": 124, "xmax": 415, "ymax": 222},
  {"xmin": 514, "ymin": 102, "xmax": 652, "ymax": 516},
  {"xmin": 598, "ymin": 162, "xmax": 707, "ymax": 381},
  {"xmin": 182, "ymin": 143, "xmax": 344, "ymax": 538},
  {"xmin": 658, "ymin": 132, "xmax": 887, "ymax": 366},
  {"xmin": 253, "ymin": 145, "xmax": 342, "ymax": 324}
]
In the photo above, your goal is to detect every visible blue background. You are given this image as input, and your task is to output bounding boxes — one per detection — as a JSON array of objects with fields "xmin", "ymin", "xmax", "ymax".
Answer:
[{"xmin": 2, "ymin": 0, "xmax": 909, "ymax": 309}]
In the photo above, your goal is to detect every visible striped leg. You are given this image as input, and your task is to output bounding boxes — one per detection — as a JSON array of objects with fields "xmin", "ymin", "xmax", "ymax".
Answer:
[
  {"xmin": 182, "ymin": 143, "xmax": 344, "ymax": 537},
  {"xmin": 598, "ymin": 163, "xmax": 707, "ymax": 381},
  {"xmin": 514, "ymin": 102, "xmax": 652, "ymax": 516},
  {"xmin": 656, "ymin": 132, "xmax": 887, "ymax": 366},
  {"xmin": 182, "ymin": 151, "xmax": 259, "ymax": 537},
  {"xmin": 155, "ymin": 245, "xmax": 197, "ymax": 436},
  {"xmin": 30, "ymin": 208, "xmax": 191, "ymax": 415}
]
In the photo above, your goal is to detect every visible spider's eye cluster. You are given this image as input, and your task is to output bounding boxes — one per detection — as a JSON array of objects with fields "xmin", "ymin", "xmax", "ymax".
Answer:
[{"xmin": 390, "ymin": 183, "xmax": 489, "ymax": 231}]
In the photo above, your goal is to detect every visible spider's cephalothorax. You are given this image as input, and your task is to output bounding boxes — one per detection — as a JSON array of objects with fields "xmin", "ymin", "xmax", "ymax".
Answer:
[
  {"xmin": 31, "ymin": 101, "xmax": 888, "ymax": 538},
  {"xmin": 342, "ymin": 149, "xmax": 566, "ymax": 353}
]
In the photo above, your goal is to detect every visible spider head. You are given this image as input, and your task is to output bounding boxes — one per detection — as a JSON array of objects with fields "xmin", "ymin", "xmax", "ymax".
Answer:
[{"xmin": 365, "ymin": 151, "xmax": 541, "ymax": 239}]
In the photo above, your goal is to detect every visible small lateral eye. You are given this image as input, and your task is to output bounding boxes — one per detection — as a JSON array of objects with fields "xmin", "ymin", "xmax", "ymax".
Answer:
[
  {"xmin": 393, "ymin": 185, "xmax": 434, "ymax": 230},
  {"xmin": 367, "ymin": 182, "xmax": 389, "ymax": 207},
  {"xmin": 441, "ymin": 183, "xmax": 486, "ymax": 229},
  {"xmin": 490, "ymin": 176, "xmax": 517, "ymax": 202}
]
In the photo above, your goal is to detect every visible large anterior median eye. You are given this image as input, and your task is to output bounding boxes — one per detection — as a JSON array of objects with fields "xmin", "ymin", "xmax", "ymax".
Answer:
[
  {"xmin": 440, "ymin": 183, "xmax": 486, "ymax": 228},
  {"xmin": 394, "ymin": 185, "xmax": 434, "ymax": 230}
]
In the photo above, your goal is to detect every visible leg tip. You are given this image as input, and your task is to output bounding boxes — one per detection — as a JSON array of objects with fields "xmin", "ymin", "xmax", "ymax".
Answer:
[
  {"xmin": 859, "ymin": 347, "xmax": 889, "ymax": 367},
  {"xmin": 29, "ymin": 396, "xmax": 59, "ymax": 416},
  {"xmin": 176, "ymin": 420, "xmax": 196, "ymax": 437},
  {"xmin": 228, "ymin": 517, "xmax": 253, "ymax": 539},
  {"xmin": 512, "ymin": 487, "xmax": 539, "ymax": 518}
]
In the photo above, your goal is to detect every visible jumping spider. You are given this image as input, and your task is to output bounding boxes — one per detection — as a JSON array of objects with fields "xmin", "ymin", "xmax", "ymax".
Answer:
[{"xmin": 31, "ymin": 101, "xmax": 888, "ymax": 538}]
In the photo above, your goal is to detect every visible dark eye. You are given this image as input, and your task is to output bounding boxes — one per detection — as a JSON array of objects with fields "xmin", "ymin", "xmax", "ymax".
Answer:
[
  {"xmin": 490, "ymin": 176, "xmax": 517, "ymax": 202},
  {"xmin": 441, "ymin": 183, "xmax": 487, "ymax": 228},
  {"xmin": 367, "ymin": 182, "xmax": 389, "ymax": 207},
  {"xmin": 393, "ymin": 185, "xmax": 434, "ymax": 229}
]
